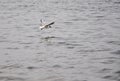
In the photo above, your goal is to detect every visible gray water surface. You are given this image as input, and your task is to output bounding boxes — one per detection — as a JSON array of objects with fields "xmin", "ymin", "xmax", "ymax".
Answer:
[{"xmin": 0, "ymin": 0, "xmax": 120, "ymax": 81}]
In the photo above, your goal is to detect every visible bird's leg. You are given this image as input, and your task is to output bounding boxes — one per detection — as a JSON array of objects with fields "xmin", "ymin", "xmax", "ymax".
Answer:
[{"xmin": 49, "ymin": 25, "xmax": 51, "ymax": 28}]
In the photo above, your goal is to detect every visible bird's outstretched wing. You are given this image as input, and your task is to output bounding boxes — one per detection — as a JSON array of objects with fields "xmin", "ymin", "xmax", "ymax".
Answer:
[
  {"xmin": 40, "ymin": 19, "xmax": 43, "ymax": 26},
  {"xmin": 46, "ymin": 22, "xmax": 55, "ymax": 26}
]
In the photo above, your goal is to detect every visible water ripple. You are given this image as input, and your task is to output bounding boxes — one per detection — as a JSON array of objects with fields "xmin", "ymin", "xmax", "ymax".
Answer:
[
  {"xmin": 0, "ymin": 0, "xmax": 120, "ymax": 81},
  {"xmin": 111, "ymin": 49, "xmax": 120, "ymax": 54},
  {"xmin": 0, "ymin": 76, "xmax": 25, "ymax": 81}
]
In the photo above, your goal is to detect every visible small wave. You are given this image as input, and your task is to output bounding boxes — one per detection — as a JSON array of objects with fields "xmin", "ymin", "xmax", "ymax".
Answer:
[
  {"xmin": 63, "ymin": 21, "xmax": 73, "ymax": 25},
  {"xmin": 114, "ymin": 1, "xmax": 120, "ymax": 4},
  {"xmin": 98, "ymin": 68, "xmax": 112, "ymax": 73},
  {"xmin": 111, "ymin": 50, "xmax": 120, "ymax": 55},
  {"xmin": 114, "ymin": 70, "xmax": 120, "ymax": 78},
  {"xmin": 103, "ymin": 75, "xmax": 112, "ymax": 79},
  {"xmin": 0, "ymin": 76, "xmax": 25, "ymax": 81},
  {"xmin": 19, "ymin": 42, "xmax": 33, "ymax": 45},
  {"xmin": 41, "ymin": 36, "xmax": 58, "ymax": 40},
  {"xmin": 52, "ymin": 64, "xmax": 62, "ymax": 68},
  {"xmin": 0, "ymin": 71, "xmax": 3, "ymax": 74},
  {"xmin": 0, "ymin": 64, "xmax": 21, "ymax": 69},
  {"xmin": 27, "ymin": 66, "xmax": 38, "ymax": 70},
  {"xmin": 6, "ymin": 47, "xmax": 19, "ymax": 50},
  {"xmin": 26, "ymin": 35, "xmax": 35, "ymax": 38},
  {"xmin": 107, "ymin": 41, "xmax": 120, "ymax": 45},
  {"xmin": 77, "ymin": 48, "xmax": 110, "ymax": 53},
  {"xmin": 103, "ymin": 75, "xmax": 119, "ymax": 81}
]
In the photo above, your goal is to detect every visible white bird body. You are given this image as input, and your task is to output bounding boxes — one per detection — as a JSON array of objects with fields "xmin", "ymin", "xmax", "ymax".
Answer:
[
  {"xmin": 39, "ymin": 20, "xmax": 55, "ymax": 30},
  {"xmin": 39, "ymin": 25, "xmax": 45, "ymax": 30}
]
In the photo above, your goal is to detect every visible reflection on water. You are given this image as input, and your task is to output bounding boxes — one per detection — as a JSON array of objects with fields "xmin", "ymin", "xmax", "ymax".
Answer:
[{"xmin": 0, "ymin": 0, "xmax": 120, "ymax": 81}]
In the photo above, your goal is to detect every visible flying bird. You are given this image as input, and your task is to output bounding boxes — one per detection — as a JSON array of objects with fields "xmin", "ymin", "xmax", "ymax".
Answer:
[{"xmin": 39, "ymin": 20, "xmax": 55, "ymax": 30}]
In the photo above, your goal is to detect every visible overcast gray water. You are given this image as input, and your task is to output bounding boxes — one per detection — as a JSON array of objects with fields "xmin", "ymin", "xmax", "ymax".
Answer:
[{"xmin": 0, "ymin": 0, "xmax": 120, "ymax": 81}]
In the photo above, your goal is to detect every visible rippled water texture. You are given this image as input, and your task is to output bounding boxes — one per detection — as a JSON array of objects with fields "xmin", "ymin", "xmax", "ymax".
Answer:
[{"xmin": 0, "ymin": 0, "xmax": 120, "ymax": 81}]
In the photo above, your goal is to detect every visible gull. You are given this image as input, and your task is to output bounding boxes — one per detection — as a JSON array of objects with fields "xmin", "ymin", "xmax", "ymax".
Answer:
[{"xmin": 39, "ymin": 20, "xmax": 55, "ymax": 30}]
